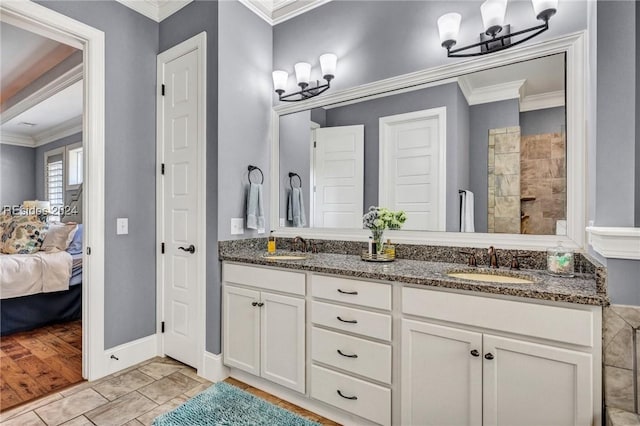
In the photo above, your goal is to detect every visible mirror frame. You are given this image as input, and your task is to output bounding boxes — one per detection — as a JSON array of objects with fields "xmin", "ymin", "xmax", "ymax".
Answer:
[{"xmin": 270, "ymin": 32, "xmax": 586, "ymax": 250}]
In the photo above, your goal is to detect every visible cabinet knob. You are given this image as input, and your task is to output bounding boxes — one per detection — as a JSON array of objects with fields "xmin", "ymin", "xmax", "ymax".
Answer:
[
  {"xmin": 470, "ymin": 349, "xmax": 480, "ymax": 357},
  {"xmin": 257, "ymin": 302, "xmax": 264, "ymax": 307},
  {"xmin": 337, "ymin": 390, "xmax": 358, "ymax": 400},
  {"xmin": 251, "ymin": 301, "xmax": 258, "ymax": 306},
  {"xmin": 484, "ymin": 352, "xmax": 494, "ymax": 360}
]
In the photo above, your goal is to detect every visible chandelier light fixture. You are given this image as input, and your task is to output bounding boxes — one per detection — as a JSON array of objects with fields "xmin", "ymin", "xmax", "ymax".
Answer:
[
  {"xmin": 437, "ymin": 0, "xmax": 558, "ymax": 58},
  {"xmin": 272, "ymin": 53, "xmax": 337, "ymax": 102}
]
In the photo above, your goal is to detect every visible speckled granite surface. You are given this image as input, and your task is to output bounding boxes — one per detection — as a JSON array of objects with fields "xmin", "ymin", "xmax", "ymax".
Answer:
[{"xmin": 219, "ymin": 240, "xmax": 608, "ymax": 306}]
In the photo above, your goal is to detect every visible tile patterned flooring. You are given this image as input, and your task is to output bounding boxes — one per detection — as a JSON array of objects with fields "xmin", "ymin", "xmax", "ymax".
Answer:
[{"xmin": 0, "ymin": 357, "xmax": 338, "ymax": 426}]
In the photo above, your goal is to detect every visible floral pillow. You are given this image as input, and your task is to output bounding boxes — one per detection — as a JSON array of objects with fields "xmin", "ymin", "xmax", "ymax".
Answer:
[
  {"xmin": 2, "ymin": 216, "xmax": 48, "ymax": 254},
  {"xmin": 0, "ymin": 212, "xmax": 12, "ymax": 248}
]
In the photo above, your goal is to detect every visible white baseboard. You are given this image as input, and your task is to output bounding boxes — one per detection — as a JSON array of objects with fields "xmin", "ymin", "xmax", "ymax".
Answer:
[
  {"xmin": 101, "ymin": 334, "xmax": 159, "ymax": 378},
  {"xmin": 201, "ymin": 351, "xmax": 230, "ymax": 382}
]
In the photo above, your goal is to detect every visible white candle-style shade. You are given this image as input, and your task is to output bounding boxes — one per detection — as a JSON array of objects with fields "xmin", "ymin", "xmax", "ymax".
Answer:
[
  {"xmin": 481, "ymin": 0, "xmax": 508, "ymax": 35},
  {"xmin": 531, "ymin": 0, "xmax": 558, "ymax": 19},
  {"xmin": 272, "ymin": 70, "xmax": 288, "ymax": 92},
  {"xmin": 319, "ymin": 53, "xmax": 337, "ymax": 79},
  {"xmin": 294, "ymin": 62, "xmax": 311, "ymax": 86},
  {"xmin": 437, "ymin": 13, "xmax": 462, "ymax": 45}
]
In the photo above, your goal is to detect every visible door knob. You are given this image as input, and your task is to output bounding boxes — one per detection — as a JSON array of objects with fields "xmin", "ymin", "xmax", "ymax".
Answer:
[
  {"xmin": 178, "ymin": 245, "xmax": 195, "ymax": 254},
  {"xmin": 484, "ymin": 352, "xmax": 494, "ymax": 360}
]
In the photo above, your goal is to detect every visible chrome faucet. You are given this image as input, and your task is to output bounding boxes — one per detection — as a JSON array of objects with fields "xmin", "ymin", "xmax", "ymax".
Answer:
[{"xmin": 488, "ymin": 246, "xmax": 499, "ymax": 269}]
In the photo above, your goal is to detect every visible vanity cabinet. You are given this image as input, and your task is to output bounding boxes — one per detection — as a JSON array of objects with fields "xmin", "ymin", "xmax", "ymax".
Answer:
[
  {"xmin": 222, "ymin": 264, "xmax": 306, "ymax": 393},
  {"xmin": 401, "ymin": 287, "xmax": 597, "ymax": 426}
]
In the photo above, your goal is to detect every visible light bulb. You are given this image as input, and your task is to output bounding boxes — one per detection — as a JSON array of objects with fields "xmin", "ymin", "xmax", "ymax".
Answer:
[
  {"xmin": 319, "ymin": 53, "xmax": 337, "ymax": 81},
  {"xmin": 531, "ymin": 0, "xmax": 557, "ymax": 21},
  {"xmin": 437, "ymin": 13, "xmax": 462, "ymax": 49},
  {"xmin": 294, "ymin": 62, "xmax": 311, "ymax": 87},
  {"xmin": 481, "ymin": 0, "xmax": 508, "ymax": 37}
]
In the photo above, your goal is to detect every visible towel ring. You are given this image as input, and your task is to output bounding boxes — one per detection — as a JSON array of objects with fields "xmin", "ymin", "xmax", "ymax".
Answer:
[
  {"xmin": 248, "ymin": 165, "xmax": 264, "ymax": 184},
  {"xmin": 288, "ymin": 172, "xmax": 302, "ymax": 189}
]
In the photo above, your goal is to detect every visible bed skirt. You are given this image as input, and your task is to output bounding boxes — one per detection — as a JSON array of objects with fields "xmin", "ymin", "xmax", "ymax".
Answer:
[{"xmin": 1, "ymin": 284, "xmax": 82, "ymax": 336}]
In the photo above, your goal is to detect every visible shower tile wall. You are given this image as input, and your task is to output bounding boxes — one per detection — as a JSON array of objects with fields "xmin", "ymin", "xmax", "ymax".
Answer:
[
  {"xmin": 520, "ymin": 132, "xmax": 566, "ymax": 234},
  {"xmin": 488, "ymin": 127, "xmax": 521, "ymax": 234},
  {"xmin": 603, "ymin": 305, "xmax": 640, "ymax": 414}
]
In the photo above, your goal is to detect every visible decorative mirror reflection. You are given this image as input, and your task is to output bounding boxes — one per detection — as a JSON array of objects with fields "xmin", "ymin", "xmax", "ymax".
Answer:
[{"xmin": 278, "ymin": 53, "xmax": 566, "ymax": 236}]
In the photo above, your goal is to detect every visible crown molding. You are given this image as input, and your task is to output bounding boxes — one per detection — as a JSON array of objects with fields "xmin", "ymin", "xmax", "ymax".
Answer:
[
  {"xmin": 238, "ymin": 0, "xmax": 331, "ymax": 26},
  {"xmin": 0, "ymin": 132, "xmax": 34, "ymax": 147},
  {"xmin": 34, "ymin": 115, "xmax": 83, "ymax": 146},
  {"xmin": 458, "ymin": 77, "xmax": 526, "ymax": 106},
  {"xmin": 115, "ymin": 0, "xmax": 192, "ymax": 23},
  {"xmin": 587, "ymin": 227, "xmax": 640, "ymax": 260},
  {"xmin": 1, "ymin": 63, "xmax": 82, "ymax": 125},
  {"xmin": 520, "ymin": 90, "xmax": 565, "ymax": 112}
]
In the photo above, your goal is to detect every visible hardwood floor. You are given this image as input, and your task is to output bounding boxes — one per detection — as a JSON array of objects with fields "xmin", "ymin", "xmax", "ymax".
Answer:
[{"xmin": 0, "ymin": 320, "xmax": 83, "ymax": 412}]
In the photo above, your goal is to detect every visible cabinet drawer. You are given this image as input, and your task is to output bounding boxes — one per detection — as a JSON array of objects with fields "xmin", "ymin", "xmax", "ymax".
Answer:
[
  {"xmin": 224, "ymin": 263, "xmax": 305, "ymax": 296},
  {"xmin": 402, "ymin": 287, "xmax": 595, "ymax": 347},
  {"xmin": 312, "ymin": 327, "xmax": 391, "ymax": 384},
  {"xmin": 312, "ymin": 275, "xmax": 391, "ymax": 310},
  {"xmin": 312, "ymin": 301, "xmax": 392, "ymax": 342},
  {"xmin": 311, "ymin": 365, "xmax": 391, "ymax": 426}
]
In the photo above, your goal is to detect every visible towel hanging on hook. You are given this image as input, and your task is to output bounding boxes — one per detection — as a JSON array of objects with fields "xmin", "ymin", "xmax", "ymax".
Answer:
[
  {"xmin": 288, "ymin": 172, "xmax": 302, "ymax": 189},
  {"xmin": 247, "ymin": 165, "xmax": 264, "ymax": 184}
]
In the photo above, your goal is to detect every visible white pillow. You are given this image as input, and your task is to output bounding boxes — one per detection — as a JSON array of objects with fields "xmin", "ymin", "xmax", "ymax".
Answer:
[{"xmin": 41, "ymin": 223, "xmax": 78, "ymax": 252}]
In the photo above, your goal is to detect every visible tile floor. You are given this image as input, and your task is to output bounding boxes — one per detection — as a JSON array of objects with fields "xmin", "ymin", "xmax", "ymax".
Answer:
[{"xmin": 0, "ymin": 357, "xmax": 337, "ymax": 426}]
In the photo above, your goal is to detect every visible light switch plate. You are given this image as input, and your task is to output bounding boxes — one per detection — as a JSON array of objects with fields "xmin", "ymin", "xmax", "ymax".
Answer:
[
  {"xmin": 231, "ymin": 218, "xmax": 244, "ymax": 235},
  {"xmin": 280, "ymin": 218, "xmax": 285, "ymax": 227},
  {"xmin": 116, "ymin": 218, "xmax": 128, "ymax": 235}
]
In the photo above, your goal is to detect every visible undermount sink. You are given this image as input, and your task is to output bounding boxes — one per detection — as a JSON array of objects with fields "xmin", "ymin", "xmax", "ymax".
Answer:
[
  {"xmin": 262, "ymin": 253, "xmax": 309, "ymax": 261},
  {"xmin": 447, "ymin": 271, "xmax": 535, "ymax": 284}
]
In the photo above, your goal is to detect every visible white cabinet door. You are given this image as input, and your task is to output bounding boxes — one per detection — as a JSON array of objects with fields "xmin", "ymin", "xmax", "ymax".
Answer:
[
  {"xmin": 482, "ymin": 334, "xmax": 593, "ymax": 426},
  {"xmin": 261, "ymin": 291, "xmax": 306, "ymax": 393},
  {"xmin": 223, "ymin": 285, "xmax": 261, "ymax": 375},
  {"xmin": 401, "ymin": 319, "xmax": 483, "ymax": 426}
]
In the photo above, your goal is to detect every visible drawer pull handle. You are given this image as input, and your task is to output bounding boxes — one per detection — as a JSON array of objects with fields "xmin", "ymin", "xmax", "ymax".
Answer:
[
  {"xmin": 470, "ymin": 349, "xmax": 480, "ymax": 357},
  {"xmin": 337, "ymin": 349, "xmax": 358, "ymax": 358},
  {"xmin": 337, "ymin": 289, "xmax": 358, "ymax": 295},
  {"xmin": 336, "ymin": 316, "xmax": 358, "ymax": 324},
  {"xmin": 484, "ymin": 352, "xmax": 494, "ymax": 360},
  {"xmin": 337, "ymin": 390, "xmax": 358, "ymax": 400}
]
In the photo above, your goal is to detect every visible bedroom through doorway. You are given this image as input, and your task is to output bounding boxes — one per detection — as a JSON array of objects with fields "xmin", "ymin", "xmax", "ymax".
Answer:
[{"xmin": 0, "ymin": 19, "xmax": 86, "ymax": 412}]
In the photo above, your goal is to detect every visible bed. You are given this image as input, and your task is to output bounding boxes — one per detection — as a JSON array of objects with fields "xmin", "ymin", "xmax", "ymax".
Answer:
[{"xmin": 0, "ymin": 225, "xmax": 83, "ymax": 336}]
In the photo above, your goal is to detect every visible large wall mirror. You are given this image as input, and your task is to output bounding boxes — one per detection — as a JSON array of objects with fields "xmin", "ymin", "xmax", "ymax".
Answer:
[{"xmin": 271, "ymin": 33, "xmax": 586, "ymax": 249}]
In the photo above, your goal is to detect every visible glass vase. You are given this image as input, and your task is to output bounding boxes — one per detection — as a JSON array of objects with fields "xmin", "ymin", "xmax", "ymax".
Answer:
[{"xmin": 371, "ymin": 228, "xmax": 385, "ymax": 255}]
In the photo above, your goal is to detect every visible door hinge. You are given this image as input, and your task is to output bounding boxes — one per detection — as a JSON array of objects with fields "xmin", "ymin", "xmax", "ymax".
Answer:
[
  {"xmin": 314, "ymin": 141, "xmax": 317, "ymax": 148},
  {"xmin": 86, "ymin": 247, "xmax": 91, "ymax": 255},
  {"xmin": 161, "ymin": 242, "xmax": 165, "ymax": 254},
  {"xmin": 161, "ymin": 321, "xmax": 165, "ymax": 333},
  {"xmin": 161, "ymin": 84, "xmax": 165, "ymax": 96},
  {"xmin": 161, "ymin": 163, "xmax": 165, "ymax": 175}
]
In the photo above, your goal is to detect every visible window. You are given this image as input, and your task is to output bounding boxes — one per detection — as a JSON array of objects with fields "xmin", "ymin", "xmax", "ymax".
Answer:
[
  {"xmin": 45, "ymin": 147, "xmax": 65, "ymax": 221},
  {"xmin": 66, "ymin": 142, "xmax": 83, "ymax": 188}
]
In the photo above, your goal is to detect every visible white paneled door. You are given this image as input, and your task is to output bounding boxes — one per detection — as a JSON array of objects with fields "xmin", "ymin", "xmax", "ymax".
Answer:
[
  {"xmin": 379, "ymin": 108, "xmax": 446, "ymax": 231},
  {"xmin": 158, "ymin": 34, "xmax": 205, "ymax": 369},
  {"xmin": 313, "ymin": 125, "xmax": 364, "ymax": 228}
]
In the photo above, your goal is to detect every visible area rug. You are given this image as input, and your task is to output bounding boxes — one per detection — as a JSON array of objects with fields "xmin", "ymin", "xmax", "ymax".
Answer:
[{"xmin": 152, "ymin": 381, "xmax": 320, "ymax": 425}]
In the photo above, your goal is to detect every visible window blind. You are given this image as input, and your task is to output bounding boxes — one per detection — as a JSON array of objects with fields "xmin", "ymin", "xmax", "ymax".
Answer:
[{"xmin": 46, "ymin": 157, "xmax": 64, "ymax": 213}]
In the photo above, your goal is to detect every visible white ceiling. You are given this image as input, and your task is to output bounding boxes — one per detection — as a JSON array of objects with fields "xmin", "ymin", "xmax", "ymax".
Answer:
[{"xmin": 0, "ymin": 22, "xmax": 68, "ymax": 95}]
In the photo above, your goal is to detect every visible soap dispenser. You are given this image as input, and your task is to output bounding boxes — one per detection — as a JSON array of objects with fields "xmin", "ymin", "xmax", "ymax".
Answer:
[{"xmin": 267, "ymin": 231, "xmax": 276, "ymax": 254}]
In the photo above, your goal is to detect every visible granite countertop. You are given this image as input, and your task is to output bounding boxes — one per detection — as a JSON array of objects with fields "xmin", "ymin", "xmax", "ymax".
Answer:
[{"xmin": 220, "ymin": 248, "xmax": 608, "ymax": 306}]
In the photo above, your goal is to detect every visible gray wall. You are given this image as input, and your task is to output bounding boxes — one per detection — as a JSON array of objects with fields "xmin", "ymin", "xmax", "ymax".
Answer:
[
  {"xmin": 595, "ymin": 1, "xmax": 639, "ymax": 304},
  {"xmin": 273, "ymin": 1, "xmax": 588, "ymax": 94},
  {"xmin": 34, "ymin": 132, "xmax": 82, "ymax": 204},
  {"xmin": 218, "ymin": 0, "xmax": 273, "ymax": 241},
  {"xmin": 38, "ymin": 1, "xmax": 159, "ymax": 349},
  {"xmin": 0, "ymin": 144, "xmax": 36, "ymax": 207},
  {"xmin": 159, "ymin": 0, "xmax": 220, "ymax": 354},
  {"xmin": 520, "ymin": 106, "xmax": 566, "ymax": 136},
  {"xmin": 279, "ymin": 110, "xmax": 311, "ymax": 227},
  {"xmin": 636, "ymin": 1, "xmax": 640, "ymax": 228},
  {"xmin": 468, "ymin": 99, "xmax": 520, "ymax": 233}
]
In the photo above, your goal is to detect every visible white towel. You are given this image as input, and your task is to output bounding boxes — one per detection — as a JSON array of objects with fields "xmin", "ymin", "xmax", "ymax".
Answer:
[
  {"xmin": 460, "ymin": 190, "xmax": 475, "ymax": 233},
  {"xmin": 246, "ymin": 183, "xmax": 265, "ymax": 233},
  {"xmin": 287, "ymin": 187, "xmax": 306, "ymax": 228}
]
